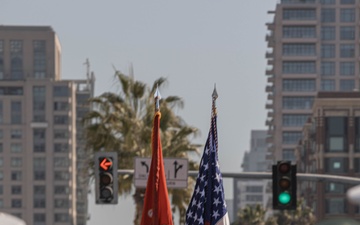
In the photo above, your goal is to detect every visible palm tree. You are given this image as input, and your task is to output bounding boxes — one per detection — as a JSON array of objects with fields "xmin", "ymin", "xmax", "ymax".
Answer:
[{"xmin": 83, "ymin": 70, "xmax": 201, "ymax": 225}]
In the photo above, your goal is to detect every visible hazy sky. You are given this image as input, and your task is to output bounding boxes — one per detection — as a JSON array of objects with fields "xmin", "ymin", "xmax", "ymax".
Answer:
[{"xmin": 1, "ymin": 1, "xmax": 277, "ymax": 224}]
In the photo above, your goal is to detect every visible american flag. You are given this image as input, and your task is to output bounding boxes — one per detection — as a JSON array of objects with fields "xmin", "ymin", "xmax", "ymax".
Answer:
[{"xmin": 185, "ymin": 100, "xmax": 229, "ymax": 225}]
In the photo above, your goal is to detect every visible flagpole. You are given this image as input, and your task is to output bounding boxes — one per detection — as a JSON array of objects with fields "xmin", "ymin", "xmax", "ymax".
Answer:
[
  {"xmin": 153, "ymin": 85, "xmax": 161, "ymax": 225},
  {"xmin": 212, "ymin": 84, "xmax": 218, "ymax": 116}
]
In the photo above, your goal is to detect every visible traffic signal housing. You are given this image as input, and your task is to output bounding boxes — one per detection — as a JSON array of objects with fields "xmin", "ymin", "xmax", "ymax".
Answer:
[
  {"xmin": 272, "ymin": 161, "xmax": 296, "ymax": 210},
  {"xmin": 95, "ymin": 152, "xmax": 118, "ymax": 204}
]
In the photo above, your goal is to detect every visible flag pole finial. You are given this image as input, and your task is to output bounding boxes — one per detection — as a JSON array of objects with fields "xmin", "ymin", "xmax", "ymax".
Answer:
[
  {"xmin": 154, "ymin": 84, "xmax": 161, "ymax": 112},
  {"xmin": 212, "ymin": 84, "xmax": 218, "ymax": 115}
]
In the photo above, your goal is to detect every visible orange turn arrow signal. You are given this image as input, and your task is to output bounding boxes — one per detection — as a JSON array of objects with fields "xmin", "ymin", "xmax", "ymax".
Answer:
[{"xmin": 100, "ymin": 158, "xmax": 112, "ymax": 170}]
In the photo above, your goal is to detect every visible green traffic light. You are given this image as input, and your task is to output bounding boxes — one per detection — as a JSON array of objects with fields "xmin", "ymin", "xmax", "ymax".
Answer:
[{"xmin": 278, "ymin": 192, "xmax": 291, "ymax": 204}]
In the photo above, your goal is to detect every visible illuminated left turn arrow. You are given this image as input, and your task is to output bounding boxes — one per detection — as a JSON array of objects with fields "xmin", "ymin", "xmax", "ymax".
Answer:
[{"xmin": 100, "ymin": 158, "xmax": 112, "ymax": 170}]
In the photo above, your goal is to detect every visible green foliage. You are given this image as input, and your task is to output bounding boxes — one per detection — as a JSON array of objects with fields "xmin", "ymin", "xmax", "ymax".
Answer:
[{"xmin": 83, "ymin": 70, "xmax": 201, "ymax": 224}]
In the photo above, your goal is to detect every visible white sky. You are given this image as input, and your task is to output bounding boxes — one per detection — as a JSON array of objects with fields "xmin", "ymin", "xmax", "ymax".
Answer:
[{"xmin": 1, "ymin": 1, "xmax": 277, "ymax": 224}]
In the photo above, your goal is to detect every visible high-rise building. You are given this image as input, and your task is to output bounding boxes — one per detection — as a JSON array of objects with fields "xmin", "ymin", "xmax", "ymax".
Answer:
[
  {"xmin": 265, "ymin": 0, "xmax": 360, "ymax": 163},
  {"xmin": 0, "ymin": 26, "xmax": 94, "ymax": 225},
  {"xmin": 233, "ymin": 130, "xmax": 272, "ymax": 222},
  {"xmin": 296, "ymin": 92, "xmax": 360, "ymax": 220}
]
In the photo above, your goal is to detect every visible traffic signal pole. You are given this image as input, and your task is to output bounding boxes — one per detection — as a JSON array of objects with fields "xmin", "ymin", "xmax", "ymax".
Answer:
[{"xmin": 118, "ymin": 169, "xmax": 360, "ymax": 185}]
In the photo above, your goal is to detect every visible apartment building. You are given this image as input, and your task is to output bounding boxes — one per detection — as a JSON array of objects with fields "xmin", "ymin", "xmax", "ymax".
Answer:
[{"xmin": 0, "ymin": 26, "xmax": 94, "ymax": 225}]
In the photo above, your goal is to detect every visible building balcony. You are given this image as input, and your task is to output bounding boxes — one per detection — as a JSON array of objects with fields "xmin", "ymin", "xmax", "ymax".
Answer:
[
  {"xmin": 267, "ymin": 59, "xmax": 274, "ymax": 66},
  {"xmin": 265, "ymin": 85, "xmax": 274, "ymax": 92},
  {"xmin": 267, "ymin": 111, "xmax": 274, "ymax": 118},
  {"xmin": 265, "ymin": 51, "xmax": 274, "ymax": 58},
  {"xmin": 266, "ymin": 135, "xmax": 274, "ymax": 143},
  {"xmin": 265, "ymin": 102, "xmax": 273, "ymax": 109},
  {"xmin": 266, "ymin": 22, "xmax": 274, "ymax": 31},
  {"xmin": 267, "ymin": 76, "xmax": 274, "ymax": 83},
  {"xmin": 267, "ymin": 94, "xmax": 274, "ymax": 100},
  {"xmin": 265, "ymin": 33, "xmax": 274, "ymax": 42},
  {"xmin": 266, "ymin": 67, "xmax": 274, "ymax": 76},
  {"xmin": 265, "ymin": 119, "xmax": 274, "ymax": 126},
  {"xmin": 267, "ymin": 129, "xmax": 275, "ymax": 136}
]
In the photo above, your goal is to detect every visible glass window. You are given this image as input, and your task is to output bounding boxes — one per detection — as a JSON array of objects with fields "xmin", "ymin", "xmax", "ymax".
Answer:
[
  {"xmin": 340, "ymin": 26, "xmax": 355, "ymax": 40},
  {"xmin": 10, "ymin": 40, "xmax": 23, "ymax": 80},
  {"xmin": 245, "ymin": 195, "xmax": 263, "ymax": 202},
  {"xmin": 33, "ymin": 86, "xmax": 46, "ymax": 122},
  {"xmin": 283, "ymin": 96, "xmax": 314, "ymax": 109},
  {"xmin": 54, "ymin": 171, "xmax": 70, "ymax": 181},
  {"xmin": 54, "ymin": 199, "xmax": 69, "ymax": 208},
  {"xmin": 283, "ymin": 61, "xmax": 316, "ymax": 74},
  {"xmin": 0, "ymin": 40, "xmax": 3, "ymax": 80},
  {"xmin": 321, "ymin": 44, "xmax": 335, "ymax": 58},
  {"xmin": 54, "ymin": 143, "xmax": 69, "ymax": 153},
  {"xmin": 11, "ymin": 101, "xmax": 21, "ymax": 124},
  {"xmin": 54, "ymin": 115, "xmax": 69, "ymax": 125},
  {"xmin": 53, "ymin": 86, "xmax": 69, "ymax": 97},
  {"xmin": 34, "ymin": 213, "xmax": 46, "ymax": 223},
  {"xmin": 11, "ymin": 158, "xmax": 22, "ymax": 167},
  {"xmin": 282, "ymin": 132, "xmax": 302, "ymax": 144},
  {"xmin": 283, "ymin": 9, "xmax": 316, "ymax": 20},
  {"xmin": 33, "ymin": 40, "xmax": 46, "ymax": 79},
  {"xmin": 34, "ymin": 171, "xmax": 46, "ymax": 180},
  {"xmin": 54, "ymin": 213, "xmax": 69, "ymax": 222},
  {"xmin": 326, "ymin": 117, "xmax": 347, "ymax": 152},
  {"xmin": 0, "ymin": 87, "xmax": 23, "ymax": 95},
  {"xmin": 283, "ymin": 114, "xmax": 310, "ymax": 127},
  {"xmin": 282, "ymin": 79, "xmax": 315, "ymax": 92},
  {"xmin": 11, "ymin": 185, "xmax": 22, "ymax": 195},
  {"xmin": 340, "ymin": 44, "xmax": 355, "ymax": 58},
  {"xmin": 34, "ymin": 143, "xmax": 45, "ymax": 153},
  {"xmin": 54, "ymin": 101, "xmax": 69, "ymax": 111},
  {"xmin": 34, "ymin": 157, "xmax": 46, "ymax": 169},
  {"xmin": 283, "ymin": 149, "xmax": 295, "ymax": 161},
  {"xmin": 340, "ymin": 8, "xmax": 355, "ymax": 22},
  {"xmin": 321, "ymin": 62, "xmax": 335, "ymax": 76},
  {"xmin": 326, "ymin": 198, "xmax": 346, "ymax": 214},
  {"xmin": 283, "ymin": 26, "xmax": 316, "ymax": 38},
  {"xmin": 54, "ymin": 129, "xmax": 69, "ymax": 139},
  {"xmin": 0, "ymin": 171, "xmax": 3, "ymax": 180},
  {"xmin": 10, "ymin": 143, "xmax": 22, "ymax": 153},
  {"xmin": 34, "ymin": 198, "xmax": 46, "ymax": 208},
  {"xmin": 326, "ymin": 158, "xmax": 348, "ymax": 173},
  {"xmin": 11, "ymin": 130, "xmax": 22, "ymax": 139},
  {"xmin": 321, "ymin": 0, "xmax": 335, "ymax": 4},
  {"xmin": 54, "ymin": 185, "xmax": 69, "ymax": 195},
  {"xmin": 340, "ymin": 79, "xmax": 355, "ymax": 91},
  {"xmin": 321, "ymin": 8, "xmax": 335, "ymax": 22},
  {"xmin": 11, "ymin": 171, "xmax": 22, "ymax": 181},
  {"xmin": 354, "ymin": 158, "xmax": 360, "ymax": 172},
  {"xmin": 341, "ymin": 0, "xmax": 355, "ymax": 4},
  {"xmin": 340, "ymin": 62, "xmax": 355, "ymax": 75},
  {"xmin": 33, "ymin": 129, "xmax": 46, "ymax": 140},
  {"xmin": 321, "ymin": 79, "xmax": 335, "ymax": 91},
  {"xmin": 321, "ymin": 26, "xmax": 335, "ymax": 40},
  {"xmin": 282, "ymin": 43, "xmax": 316, "ymax": 56},
  {"xmin": 54, "ymin": 157, "xmax": 69, "ymax": 168},
  {"xmin": 34, "ymin": 186, "xmax": 45, "ymax": 196},
  {"xmin": 11, "ymin": 199, "xmax": 22, "ymax": 208}
]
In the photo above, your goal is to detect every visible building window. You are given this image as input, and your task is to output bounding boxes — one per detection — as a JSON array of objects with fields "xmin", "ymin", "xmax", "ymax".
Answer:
[
  {"xmin": 283, "ymin": 114, "xmax": 310, "ymax": 127},
  {"xmin": 282, "ymin": 79, "xmax": 315, "ymax": 92},
  {"xmin": 339, "ymin": 80, "xmax": 355, "ymax": 91},
  {"xmin": 353, "ymin": 158, "xmax": 360, "ymax": 172},
  {"xmin": 340, "ymin": 62, "xmax": 355, "ymax": 76},
  {"xmin": 245, "ymin": 195, "xmax": 263, "ymax": 202},
  {"xmin": 33, "ymin": 40, "xmax": 46, "ymax": 79},
  {"xmin": 283, "ymin": 9, "xmax": 316, "ymax": 20},
  {"xmin": 54, "ymin": 213, "xmax": 70, "ymax": 223},
  {"xmin": 54, "ymin": 185, "xmax": 69, "ymax": 195},
  {"xmin": 10, "ymin": 143, "xmax": 22, "ymax": 153},
  {"xmin": 340, "ymin": 44, "xmax": 355, "ymax": 58},
  {"xmin": 340, "ymin": 8, "xmax": 355, "ymax": 22},
  {"xmin": 34, "ymin": 186, "xmax": 45, "ymax": 196},
  {"xmin": 321, "ymin": 26, "xmax": 335, "ymax": 40},
  {"xmin": 34, "ymin": 129, "xmax": 46, "ymax": 140},
  {"xmin": 282, "ymin": 132, "xmax": 302, "ymax": 145},
  {"xmin": 325, "ymin": 158, "xmax": 348, "ymax": 173},
  {"xmin": 321, "ymin": 8, "xmax": 335, "ymax": 22},
  {"xmin": 282, "ymin": 149, "xmax": 295, "ymax": 161},
  {"xmin": 321, "ymin": 79, "xmax": 335, "ymax": 91},
  {"xmin": 0, "ymin": 87, "xmax": 23, "ymax": 95},
  {"xmin": 54, "ymin": 199, "xmax": 69, "ymax": 208},
  {"xmin": 321, "ymin": 62, "xmax": 335, "ymax": 76},
  {"xmin": 34, "ymin": 143, "xmax": 45, "ymax": 153},
  {"xmin": 11, "ymin": 199, "xmax": 22, "ymax": 208},
  {"xmin": 283, "ymin": 96, "xmax": 314, "ymax": 109},
  {"xmin": 11, "ymin": 185, "xmax": 22, "ymax": 195},
  {"xmin": 283, "ymin": 61, "xmax": 316, "ymax": 74},
  {"xmin": 283, "ymin": 26, "xmax": 316, "ymax": 38},
  {"xmin": 282, "ymin": 43, "xmax": 316, "ymax": 56},
  {"xmin": 340, "ymin": 26, "xmax": 355, "ymax": 40},
  {"xmin": 321, "ymin": 44, "xmax": 335, "ymax": 58},
  {"xmin": 34, "ymin": 198, "xmax": 46, "ymax": 208},
  {"xmin": 245, "ymin": 186, "xmax": 263, "ymax": 193},
  {"xmin": 0, "ymin": 40, "xmax": 3, "ymax": 80},
  {"xmin": 11, "ymin": 171, "xmax": 22, "ymax": 181},
  {"xmin": 33, "ymin": 86, "xmax": 46, "ymax": 122},
  {"xmin": 54, "ymin": 171, "xmax": 70, "ymax": 181},
  {"xmin": 326, "ymin": 117, "xmax": 347, "ymax": 152},
  {"xmin": 54, "ymin": 101, "xmax": 69, "ymax": 111},
  {"xmin": 53, "ymin": 86, "xmax": 69, "ymax": 97},
  {"xmin": 54, "ymin": 157, "xmax": 69, "ymax": 168},
  {"xmin": 54, "ymin": 143, "xmax": 69, "ymax": 153},
  {"xmin": 0, "ymin": 171, "xmax": 3, "ymax": 180},
  {"xmin": 34, "ymin": 213, "xmax": 46, "ymax": 223},
  {"xmin": 341, "ymin": 0, "xmax": 355, "ymax": 4},
  {"xmin": 10, "ymin": 40, "xmax": 23, "ymax": 80},
  {"xmin": 326, "ymin": 198, "xmax": 346, "ymax": 214},
  {"xmin": 11, "ymin": 101, "xmax": 22, "ymax": 124},
  {"xmin": 355, "ymin": 118, "xmax": 360, "ymax": 152},
  {"xmin": 54, "ymin": 115, "xmax": 69, "ymax": 125},
  {"xmin": 11, "ymin": 130, "xmax": 22, "ymax": 139},
  {"xmin": 11, "ymin": 158, "xmax": 22, "ymax": 167},
  {"xmin": 54, "ymin": 129, "xmax": 69, "ymax": 139}
]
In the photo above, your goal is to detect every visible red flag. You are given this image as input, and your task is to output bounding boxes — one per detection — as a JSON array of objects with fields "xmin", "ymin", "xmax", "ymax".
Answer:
[{"xmin": 140, "ymin": 112, "xmax": 173, "ymax": 225}]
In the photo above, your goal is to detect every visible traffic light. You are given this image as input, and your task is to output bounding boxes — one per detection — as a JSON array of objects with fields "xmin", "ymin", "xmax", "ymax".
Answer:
[
  {"xmin": 95, "ymin": 152, "xmax": 118, "ymax": 204},
  {"xmin": 272, "ymin": 161, "xmax": 296, "ymax": 210}
]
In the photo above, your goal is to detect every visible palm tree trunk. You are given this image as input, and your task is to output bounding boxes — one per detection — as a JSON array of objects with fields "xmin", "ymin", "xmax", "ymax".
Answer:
[{"xmin": 133, "ymin": 188, "xmax": 145, "ymax": 225}]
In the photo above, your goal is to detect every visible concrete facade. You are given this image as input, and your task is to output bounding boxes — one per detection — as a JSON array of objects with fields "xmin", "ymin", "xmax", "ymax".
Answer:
[{"xmin": 0, "ymin": 26, "xmax": 94, "ymax": 225}]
